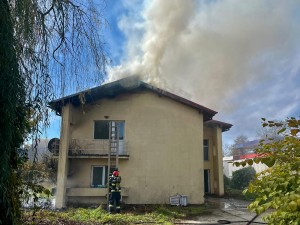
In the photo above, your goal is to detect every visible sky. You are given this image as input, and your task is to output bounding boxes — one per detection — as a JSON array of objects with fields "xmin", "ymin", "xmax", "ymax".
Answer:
[{"xmin": 45, "ymin": 0, "xmax": 300, "ymax": 145}]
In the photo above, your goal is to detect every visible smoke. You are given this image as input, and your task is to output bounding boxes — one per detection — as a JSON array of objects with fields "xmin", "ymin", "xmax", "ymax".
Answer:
[
  {"xmin": 109, "ymin": 1, "xmax": 196, "ymax": 86},
  {"xmin": 108, "ymin": 0, "xmax": 300, "ymax": 113}
]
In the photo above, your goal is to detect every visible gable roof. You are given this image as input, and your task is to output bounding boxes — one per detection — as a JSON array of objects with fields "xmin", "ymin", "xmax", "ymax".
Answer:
[{"xmin": 48, "ymin": 76, "xmax": 218, "ymax": 121}]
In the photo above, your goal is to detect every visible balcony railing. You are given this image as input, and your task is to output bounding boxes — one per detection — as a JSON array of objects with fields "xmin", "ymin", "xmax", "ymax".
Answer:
[{"xmin": 52, "ymin": 139, "xmax": 129, "ymax": 158}]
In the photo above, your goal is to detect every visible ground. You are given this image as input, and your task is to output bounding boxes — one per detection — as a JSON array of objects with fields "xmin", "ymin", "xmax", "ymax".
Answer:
[
  {"xmin": 181, "ymin": 197, "xmax": 267, "ymax": 225},
  {"xmin": 23, "ymin": 197, "xmax": 268, "ymax": 225}
]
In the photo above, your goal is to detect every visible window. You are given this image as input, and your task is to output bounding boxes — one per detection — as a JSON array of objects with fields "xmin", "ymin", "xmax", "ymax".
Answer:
[
  {"xmin": 94, "ymin": 121, "xmax": 125, "ymax": 140},
  {"xmin": 203, "ymin": 139, "xmax": 209, "ymax": 161},
  {"xmin": 118, "ymin": 122, "xmax": 124, "ymax": 140},
  {"xmin": 91, "ymin": 166, "xmax": 105, "ymax": 187},
  {"xmin": 91, "ymin": 166, "xmax": 118, "ymax": 187},
  {"xmin": 94, "ymin": 121, "xmax": 109, "ymax": 139}
]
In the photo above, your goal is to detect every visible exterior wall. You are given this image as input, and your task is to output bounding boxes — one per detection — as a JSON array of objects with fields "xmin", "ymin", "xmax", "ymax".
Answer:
[
  {"xmin": 203, "ymin": 127, "xmax": 214, "ymax": 194},
  {"xmin": 212, "ymin": 126, "xmax": 224, "ymax": 196},
  {"xmin": 56, "ymin": 103, "xmax": 73, "ymax": 208},
  {"xmin": 203, "ymin": 126, "xmax": 224, "ymax": 195},
  {"xmin": 61, "ymin": 90, "xmax": 205, "ymax": 205}
]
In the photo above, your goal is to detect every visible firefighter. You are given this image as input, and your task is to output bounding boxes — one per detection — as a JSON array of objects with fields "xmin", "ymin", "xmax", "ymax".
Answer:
[{"xmin": 108, "ymin": 169, "xmax": 122, "ymax": 213}]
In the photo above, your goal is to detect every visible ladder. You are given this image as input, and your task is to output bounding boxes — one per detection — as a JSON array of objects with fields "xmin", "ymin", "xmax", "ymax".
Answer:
[
  {"xmin": 108, "ymin": 121, "xmax": 120, "ymax": 172},
  {"xmin": 107, "ymin": 121, "xmax": 119, "ymax": 209}
]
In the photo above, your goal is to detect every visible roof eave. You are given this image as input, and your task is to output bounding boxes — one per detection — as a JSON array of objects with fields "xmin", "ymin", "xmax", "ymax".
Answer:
[
  {"xmin": 204, "ymin": 120, "xmax": 233, "ymax": 132},
  {"xmin": 48, "ymin": 76, "xmax": 218, "ymax": 120}
]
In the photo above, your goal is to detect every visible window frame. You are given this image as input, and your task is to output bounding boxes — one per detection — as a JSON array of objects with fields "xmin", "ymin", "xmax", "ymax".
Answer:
[
  {"xmin": 93, "ymin": 121, "xmax": 110, "ymax": 139},
  {"xmin": 93, "ymin": 120, "xmax": 125, "ymax": 140},
  {"xmin": 203, "ymin": 139, "xmax": 209, "ymax": 161},
  {"xmin": 91, "ymin": 165, "xmax": 106, "ymax": 188}
]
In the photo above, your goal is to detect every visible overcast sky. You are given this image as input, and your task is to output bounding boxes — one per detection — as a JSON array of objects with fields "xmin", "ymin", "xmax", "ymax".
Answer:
[{"xmin": 46, "ymin": 0, "xmax": 300, "ymax": 145}]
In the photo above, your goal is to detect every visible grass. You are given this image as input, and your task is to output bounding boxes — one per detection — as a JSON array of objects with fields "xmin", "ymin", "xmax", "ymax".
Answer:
[{"xmin": 22, "ymin": 204, "xmax": 213, "ymax": 225}]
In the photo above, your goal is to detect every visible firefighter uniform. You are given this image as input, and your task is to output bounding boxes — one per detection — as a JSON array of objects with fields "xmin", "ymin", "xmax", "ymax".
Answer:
[{"xmin": 108, "ymin": 171, "xmax": 121, "ymax": 213}]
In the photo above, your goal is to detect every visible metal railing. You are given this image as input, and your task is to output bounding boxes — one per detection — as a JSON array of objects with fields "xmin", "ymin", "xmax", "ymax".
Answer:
[{"xmin": 52, "ymin": 139, "xmax": 129, "ymax": 157}]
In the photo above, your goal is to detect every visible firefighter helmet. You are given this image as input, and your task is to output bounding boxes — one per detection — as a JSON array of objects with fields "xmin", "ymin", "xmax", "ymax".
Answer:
[{"xmin": 113, "ymin": 170, "xmax": 119, "ymax": 177}]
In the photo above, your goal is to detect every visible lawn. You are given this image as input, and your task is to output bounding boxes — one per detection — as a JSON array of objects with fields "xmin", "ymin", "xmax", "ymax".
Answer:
[{"xmin": 22, "ymin": 204, "xmax": 213, "ymax": 225}]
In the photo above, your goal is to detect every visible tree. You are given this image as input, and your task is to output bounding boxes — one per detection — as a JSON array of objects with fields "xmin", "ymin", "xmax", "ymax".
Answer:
[
  {"xmin": 222, "ymin": 143, "xmax": 232, "ymax": 157},
  {"xmin": 240, "ymin": 118, "xmax": 300, "ymax": 224},
  {"xmin": 233, "ymin": 135, "xmax": 248, "ymax": 146},
  {"xmin": 0, "ymin": 3, "xmax": 28, "ymax": 223},
  {"xmin": 0, "ymin": 0, "xmax": 107, "ymax": 224},
  {"xmin": 256, "ymin": 120, "xmax": 285, "ymax": 141},
  {"xmin": 223, "ymin": 135, "xmax": 249, "ymax": 157}
]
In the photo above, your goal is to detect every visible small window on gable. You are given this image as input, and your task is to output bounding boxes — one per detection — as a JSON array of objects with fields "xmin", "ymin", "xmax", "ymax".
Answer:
[
  {"xmin": 91, "ymin": 166, "xmax": 105, "ymax": 187},
  {"xmin": 204, "ymin": 139, "xmax": 209, "ymax": 161}
]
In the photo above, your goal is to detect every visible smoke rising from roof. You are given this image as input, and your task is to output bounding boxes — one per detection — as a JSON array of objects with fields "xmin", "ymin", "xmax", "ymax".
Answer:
[{"xmin": 108, "ymin": 0, "xmax": 300, "ymax": 139}]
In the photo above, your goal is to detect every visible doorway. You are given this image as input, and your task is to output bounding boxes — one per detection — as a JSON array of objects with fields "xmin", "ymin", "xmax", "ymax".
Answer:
[{"xmin": 204, "ymin": 169, "xmax": 210, "ymax": 193}]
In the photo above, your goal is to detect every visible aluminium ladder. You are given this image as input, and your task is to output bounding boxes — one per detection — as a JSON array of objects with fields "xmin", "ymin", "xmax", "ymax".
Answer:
[
  {"xmin": 107, "ymin": 121, "xmax": 119, "ymax": 210},
  {"xmin": 108, "ymin": 121, "xmax": 120, "ymax": 174}
]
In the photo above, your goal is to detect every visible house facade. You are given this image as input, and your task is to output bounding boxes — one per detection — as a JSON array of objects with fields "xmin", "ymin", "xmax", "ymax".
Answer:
[{"xmin": 49, "ymin": 76, "xmax": 232, "ymax": 208}]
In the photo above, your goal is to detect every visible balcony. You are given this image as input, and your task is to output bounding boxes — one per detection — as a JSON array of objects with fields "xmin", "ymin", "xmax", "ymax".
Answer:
[{"xmin": 52, "ymin": 139, "xmax": 129, "ymax": 159}]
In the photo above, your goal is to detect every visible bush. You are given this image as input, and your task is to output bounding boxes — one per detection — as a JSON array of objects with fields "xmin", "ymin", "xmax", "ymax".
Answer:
[
  {"xmin": 231, "ymin": 167, "xmax": 256, "ymax": 190},
  {"xmin": 223, "ymin": 175, "xmax": 231, "ymax": 189}
]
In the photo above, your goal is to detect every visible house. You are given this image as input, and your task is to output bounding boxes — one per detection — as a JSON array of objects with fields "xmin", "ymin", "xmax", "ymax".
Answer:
[
  {"xmin": 49, "ymin": 76, "xmax": 232, "ymax": 208},
  {"xmin": 223, "ymin": 140, "xmax": 268, "ymax": 178}
]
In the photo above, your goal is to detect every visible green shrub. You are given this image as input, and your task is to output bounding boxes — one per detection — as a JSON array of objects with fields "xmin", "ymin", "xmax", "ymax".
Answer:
[
  {"xmin": 223, "ymin": 175, "xmax": 231, "ymax": 189},
  {"xmin": 231, "ymin": 167, "xmax": 256, "ymax": 190}
]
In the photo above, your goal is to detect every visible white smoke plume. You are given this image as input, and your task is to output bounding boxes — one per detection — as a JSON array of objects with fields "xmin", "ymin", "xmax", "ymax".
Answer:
[{"xmin": 108, "ymin": 0, "xmax": 300, "ymax": 115}]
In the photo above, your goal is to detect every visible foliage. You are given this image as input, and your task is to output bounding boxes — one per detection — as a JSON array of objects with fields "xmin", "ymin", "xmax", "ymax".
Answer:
[
  {"xmin": 223, "ymin": 175, "xmax": 231, "ymax": 189},
  {"xmin": 19, "ymin": 161, "xmax": 52, "ymax": 205},
  {"xmin": 224, "ymin": 188, "xmax": 257, "ymax": 201},
  {"xmin": 41, "ymin": 153, "xmax": 58, "ymax": 184},
  {"xmin": 241, "ymin": 118, "xmax": 300, "ymax": 224},
  {"xmin": 256, "ymin": 119, "xmax": 285, "ymax": 141},
  {"xmin": 230, "ymin": 167, "xmax": 256, "ymax": 190},
  {"xmin": 0, "ymin": 0, "xmax": 108, "ymax": 224},
  {"xmin": 0, "ymin": 2, "xmax": 29, "ymax": 223},
  {"xmin": 22, "ymin": 205, "xmax": 211, "ymax": 224},
  {"xmin": 224, "ymin": 176, "xmax": 256, "ymax": 200}
]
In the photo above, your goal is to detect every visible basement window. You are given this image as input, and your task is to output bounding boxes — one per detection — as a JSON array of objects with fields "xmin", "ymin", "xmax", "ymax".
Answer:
[
  {"xmin": 94, "ymin": 121, "xmax": 125, "ymax": 140},
  {"xmin": 91, "ymin": 166, "xmax": 106, "ymax": 187},
  {"xmin": 204, "ymin": 139, "xmax": 209, "ymax": 161}
]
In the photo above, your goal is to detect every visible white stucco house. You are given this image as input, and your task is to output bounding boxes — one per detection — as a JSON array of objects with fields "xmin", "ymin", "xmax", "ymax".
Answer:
[{"xmin": 49, "ymin": 76, "xmax": 232, "ymax": 208}]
